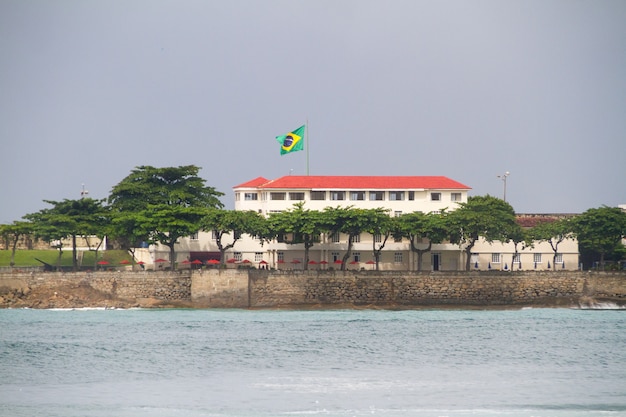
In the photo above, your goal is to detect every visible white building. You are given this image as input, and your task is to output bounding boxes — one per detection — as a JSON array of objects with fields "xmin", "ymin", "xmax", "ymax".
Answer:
[{"xmin": 141, "ymin": 175, "xmax": 579, "ymax": 271}]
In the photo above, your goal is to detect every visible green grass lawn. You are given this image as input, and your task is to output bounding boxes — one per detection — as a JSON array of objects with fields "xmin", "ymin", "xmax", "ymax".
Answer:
[{"xmin": 0, "ymin": 250, "xmax": 133, "ymax": 268}]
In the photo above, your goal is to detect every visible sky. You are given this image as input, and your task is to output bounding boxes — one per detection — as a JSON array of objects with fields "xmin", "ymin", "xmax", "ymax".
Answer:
[{"xmin": 1, "ymin": 0, "xmax": 625, "ymax": 224}]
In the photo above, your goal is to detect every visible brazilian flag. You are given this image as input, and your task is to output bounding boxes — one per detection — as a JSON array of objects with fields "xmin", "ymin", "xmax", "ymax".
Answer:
[{"xmin": 276, "ymin": 125, "xmax": 305, "ymax": 155}]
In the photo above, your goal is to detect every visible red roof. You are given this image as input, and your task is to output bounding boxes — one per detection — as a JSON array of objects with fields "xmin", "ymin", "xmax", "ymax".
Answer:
[
  {"xmin": 234, "ymin": 175, "xmax": 470, "ymax": 190},
  {"xmin": 233, "ymin": 176, "xmax": 270, "ymax": 188}
]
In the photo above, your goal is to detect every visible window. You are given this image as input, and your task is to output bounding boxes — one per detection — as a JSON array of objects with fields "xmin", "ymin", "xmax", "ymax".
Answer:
[
  {"xmin": 269, "ymin": 210, "xmax": 283, "ymax": 214},
  {"xmin": 270, "ymin": 192, "xmax": 286, "ymax": 200},
  {"xmin": 394, "ymin": 235, "xmax": 402, "ymax": 243},
  {"xmin": 350, "ymin": 191, "xmax": 365, "ymax": 200},
  {"xmin": 211, "ymin": 230, "xmax": 218, "ymax": 240},
  {"xmin": 289, "ymin": 192, "xmax": 305, "ymax": 200},
  {"xmin": 234, "ymin": 252, "xmax": 242, "ymax": 261},
  {"xmin": 277, "ymin": 234, "xmax": 288, "ymax": 243},
  {"xmin": 189, "ymin": 232, "xmax": 199, "ymax": 240},
  {"xmin": 330, "ymin": 232, "xmax": 340, "ymax": 243},
  {"xmin": 408, "ymin": 191, "xmax": 415, "ymax": 201},
  {"xmin": 330, "ymin": 191, "xmax": 345, "ymax": 200},
  {"xmin": 235, "ymin": 193, "xmax": 240, "ymax": 201},
  {"xmin": 310, "ymin": 191, "xmax": 326, "ymax": 200},
  {"xmin": 431, "ymin": 192, "xmax": 441, "ymax": 201},
  {"xmin": 374, "ymin": 234, "xmax": 382, "ymax": 243},
  {"xmin": 470, "ymin": 253, "xmax": 479, "ymax": 265},
  {"xmin": 254, "ymin": 252, "xmax": 263, "ymax": 262},
  {"xmin": 555, "ymin": 253, "xmax": 563, "ymax": 264},
  {"xmin": 513, "ymin": 253, "xmax": 520, "ymax": 264},
  {"xmin": 451, "ymin": 193, "xmax": 462, "ymax": 202},
  {"xmin": 394, "ymin": 252, "xmax": 403, "ymax": 263},
  {"xmin": 369, "ymin": 191, "xmax": 384, "ymax": 201},
  {"xmin": 492, "ymin": 253, "xmax": 501, "ymax": 264},
  {"xmin": 353, "ymin": 252, "xmax": 361, "ymax": 262},
  {"xmin": 389, "ymin": 191, "xmax": 404, "ymax": 201},
  {"xmin": 331, "ymin": 252, "xmax": 340, "ymax": 262},
  {"xmin": 353, "ymin": 234, "xmax": 360, "ymax": 243},
  {"xmin": 278, "ymin": 251, "xmax": 284, "ymax": 262},
  {"xmin": 533, "ymin": 253, "xmax": 542, "ymax": 264},
  {"xmin": 394, "ymin": 211, "xmax": 402, "ymax": 217},
  {"xmin": 244, "ymin": 193, "xmax": 258, "ymax": 201}
]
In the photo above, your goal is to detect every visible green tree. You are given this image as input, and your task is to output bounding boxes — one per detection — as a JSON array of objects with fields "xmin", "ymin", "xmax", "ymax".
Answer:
[
  {"xmin": 0, "ymin": 221, "xmax": 35, "ymax": 267},
  {"xmin": 398, "ymin": 211, "xmax": 450, "ymax": 271},
  {"xmin": 25, "ymin": 198, "xmax": 107, "ymax": 270},
  {"xmin": 108, "ymin": 166, "xmax": 224, "ymax": 268},
  {"xmin": 322, "ymin": 207, "xmax": 377, "ymax": 271},
  {"xmin": 573, "ymin": 206, "xmax": 626, "ymax": 269},
  {"xmin": 267, "ymin": 203, "xmax": 323, "ymax": 269},
  {"xmin": 507, "ymin": 220, "xmax": 530, "ymax": 271},
  {"xmin": 448, "ymin": 195, "xmax": 518, "ymax": 271},
  {"xmin": 200, "ymin": 209, "xmax": 266, "ymax": 266},
  {"xmin": 530, "ymin": 217, "xmax": 574, "ymax": 271},
  {"xmin": 362, "ymin": 208, "xmax": 395, "ymax": 271}
]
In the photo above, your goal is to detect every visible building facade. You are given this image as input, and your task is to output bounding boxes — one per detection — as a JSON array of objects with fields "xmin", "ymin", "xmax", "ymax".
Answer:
[{"xmin": 140, "ymin": 175, "xmax": 579, "ymax": 271}]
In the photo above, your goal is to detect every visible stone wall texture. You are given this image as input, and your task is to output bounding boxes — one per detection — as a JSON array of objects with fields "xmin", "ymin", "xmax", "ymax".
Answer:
[{"xmin": 1, "ymin": 269, "xmax": 624, "ymax": 308}]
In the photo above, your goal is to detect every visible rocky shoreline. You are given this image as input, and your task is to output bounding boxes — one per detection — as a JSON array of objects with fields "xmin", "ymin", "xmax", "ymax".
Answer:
[{"xmin": 0, "ymin": 284, "xmax": 194, "ymax": 309}]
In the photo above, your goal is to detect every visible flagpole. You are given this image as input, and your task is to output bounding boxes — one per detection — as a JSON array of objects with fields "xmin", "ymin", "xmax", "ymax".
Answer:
[{"xmin": 306, "ymin": 119, "xmax": 309, "ymax": 175}]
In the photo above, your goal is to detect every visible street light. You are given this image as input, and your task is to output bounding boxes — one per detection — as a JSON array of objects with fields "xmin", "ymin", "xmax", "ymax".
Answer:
[{"xmin": 497, "ymin": 171, "xmax": 510, "ymax": 202}]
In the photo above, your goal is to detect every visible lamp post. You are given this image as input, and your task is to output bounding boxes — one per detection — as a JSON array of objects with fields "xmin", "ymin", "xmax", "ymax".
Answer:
[{"xmin": 497, "ymin": 171, "xmax": 510, "ymax": 202}]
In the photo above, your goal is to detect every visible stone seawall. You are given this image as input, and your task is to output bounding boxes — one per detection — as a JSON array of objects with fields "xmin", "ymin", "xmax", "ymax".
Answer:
[
  {"xmin": 1, "ymin": 270, "xmax": 624, "ymax": 309},
  {"xmin": 246, "ymin": 271, "xmax": 626, "ymax": 308}
]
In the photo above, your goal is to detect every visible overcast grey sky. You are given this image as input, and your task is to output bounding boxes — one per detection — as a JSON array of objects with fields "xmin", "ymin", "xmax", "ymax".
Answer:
[{"xmin": 1, "ymin": 0, "xmax": 625, "ymax": 223}]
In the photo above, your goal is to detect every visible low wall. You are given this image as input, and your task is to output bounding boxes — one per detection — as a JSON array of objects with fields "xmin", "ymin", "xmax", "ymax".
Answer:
[{"xmin": 1, "ymin": 270, "xmax": 624, "ymax": 308}]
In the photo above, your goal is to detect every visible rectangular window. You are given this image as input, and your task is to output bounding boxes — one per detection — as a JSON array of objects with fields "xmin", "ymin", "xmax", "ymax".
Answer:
[
  {"xmin": 310, "ymin": 191, "xmax": 326, "ymax": 200},
  {"xmin": 389, "ymin": 191, "xmax": 404, "ymax": 201},
  {"xmin": 350, "ymin": 191, "xmax": 365, "ymax": 200},
  {"xmin": 369, "ymin": 191, "xmax": 384, "ymax": 201},
  {"xmin": 234, "ymin": 252, "xmax": 242, "ymax": 261},
  {"xmin": 470, "ymin": 253, "xmax": 479, "ymax": 265},
  {"xmin": 211, "ymin": 230, "xmax": 218, "ymax": 240},
  {"xmin": 394, "ymin": 211, "xmax": 402, "ymax": 217},
  {"xmin": 408, "ymin": 191, "xmax": 415, "ymax": 201},
  {"xmin": 270, "ymin": 192, "xmax": 286, "ymax": 200},
  {"xmin": 278, "ymin": 251, "xmax": 284, "ymax": 262},
  {"xmin": 533, "ymin": 253, "xmax": 542, "ymax": 264},
  {"xmin": 353, "ymin": 234, "xmax": 360, "ymax": 243},
  {"xmin": 394, "ymin": 252, "xmax": 403, "ymax": 263},
  {"xmin": 555, "ymin": 253, "xmax": 563, "ymax": 263},
  {"xmin": 289, "ymin": 192, "xmax": 305, "ymax": 200},
  {"xmin": 189, "ymin": 232, "xmax": 199, "ymax": 240},
  {"xmin": 330, "ymin": 191, "xmax": 345, "ymax": 201},
  {"xmin": 374, "ymin": 234, "xmax": 382, "ymax": 243},
  {"xmin": 492, "ymin": 253, "xmax": 501, "ymax": 264},
  {"xmin": 353, "ymin": 252, "xmax": 361, "ymax": 262},
  {"xmin": 235, "ymin": 193, "xmax": 240, "ymax": 201},
  {"xmin": 451, "ymin": 193, "xmax": 462, "ymax": 202},
  {"xmin": 331, "ymin": 232, "xmax": 340, "ymax": 243},
  {"xmin": 331, "ymin": 251, "xmax": 340, "ymax": 262},
  {"xmin": 431, "ymin": 192, "xmax": 441, "ymax": 201},
  {"xmin": 513, "ymin": 253, "xmax": 520, "ymax": 264},
  {"xmin": 254, "ymin": 252, "xmax": 263, "ymax": 262},
  {"xmin": 244, "ymin": 193, "xmax": 258, "ymax": 201}
]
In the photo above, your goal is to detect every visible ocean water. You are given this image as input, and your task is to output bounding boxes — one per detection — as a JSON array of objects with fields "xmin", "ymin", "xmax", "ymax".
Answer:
[{"xmin": 0, "ymin": 307, "xmax": 625, "ymax": 417}]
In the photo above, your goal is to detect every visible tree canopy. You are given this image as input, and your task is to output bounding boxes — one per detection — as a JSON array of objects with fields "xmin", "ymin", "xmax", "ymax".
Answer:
[
  {"xmin": 108, "ymin": 165, "xmax": 224, "ymax": 267},
  {"xmin": 448, "ymin": 195, "xmax": 518, "ymax": 271},
  {"xmin": 573, "ymin": 206, "xmax": 626, "ymax": 269}
]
